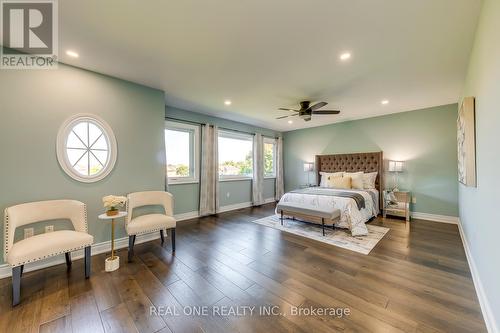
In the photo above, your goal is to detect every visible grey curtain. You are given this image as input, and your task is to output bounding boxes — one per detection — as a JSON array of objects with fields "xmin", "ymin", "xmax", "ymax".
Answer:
[
  {"xmin": 199, "ymin": 124, "xmax": 219, "ymax": 216},
  {"xmin": 252, "ymin": 133, "xmax": 264, "ymax": 205},
  {"xmin": 275, "ymin": 136, "xmax": 284, "ymax": 201}
]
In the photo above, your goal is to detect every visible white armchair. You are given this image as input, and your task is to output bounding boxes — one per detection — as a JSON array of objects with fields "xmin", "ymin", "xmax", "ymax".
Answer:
[
  {"xmin": 4, "ymin": 200, "xmax": 94, "ymax": 306},
  {"xmin": 126, "ymin": 191, "xmax": 176, "ymax": 262}
]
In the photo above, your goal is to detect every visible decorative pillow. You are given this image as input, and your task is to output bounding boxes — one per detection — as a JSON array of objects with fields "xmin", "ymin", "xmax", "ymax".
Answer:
[
  {"xmin": 343, "ymin": 172, "xmax": 364, "ymax": 190},
  {"xmin": 350, "ymin": 174, "xmax": 364, "ymax": 190},
  {"xmin": 319, "ymin": 171, "xmax": 344, "ymax": 187},
  {"xmin": 327, "ymin": 176, "xmax": 352, "ymax": 189},
  {"xmin": 363, "ymin": 172, "xmax": 378, "ymax": 189}
]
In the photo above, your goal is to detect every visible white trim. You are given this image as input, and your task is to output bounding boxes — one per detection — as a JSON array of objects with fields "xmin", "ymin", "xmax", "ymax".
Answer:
[
  {"xmin": 218, "ymin": 201, "xmax": 253, "ymax": 213},
  {"xmin": 165, "ymin": 120, "xmax": 200, "ymax": 184},
  {"xmin": 264, "ymin": 197, "xmax": 276, "ymax": 204},
  {"xmin": 219, "ymin": 177, "xmax": 253, "ymax": 182},
  {"xmin": 168, "ymin": 180, "xmax": 200, "ymax": 185},
  {"xmin": 0, "ymin": 231, "xmax": 160, "ymax": 279},
  {"xmin": 174, "ymin": 211, "xmax": 199, "ymax": 221},
  {"xmin": 0, "ymin": 211, "xmax": 200, "ymax": 279},
  {"xmin": 410, "ymin": 212, "xmax": 459, "ymax": 224},
  {"xmin": 218, "ymin": 198, "xmax": 275, "ymax": 213},
  {"xmin": 458, "ymin": 219, "xmax": 498, "ymax": 333},
  {"xmin": 56, "ymin": 114, "xmax": 118, "ymax": 183}
]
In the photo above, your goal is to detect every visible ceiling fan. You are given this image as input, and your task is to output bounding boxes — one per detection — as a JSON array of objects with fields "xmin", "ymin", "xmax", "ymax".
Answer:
[{"xmin": 276, "ymin": 101, "xmax": 340, "ymax": 121}]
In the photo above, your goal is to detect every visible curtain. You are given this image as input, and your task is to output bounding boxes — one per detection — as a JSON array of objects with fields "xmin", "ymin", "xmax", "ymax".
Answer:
[
  {"xmin": 199, "ymin": 124, "xmax": 219, "ymax": 216},
  {"xmin": 275, "ymin": 136, "xmax": 284, "ymax": 201},
  {"xmin": 252, "ymin": 133, "xmax": 264, "ymax": 206}
]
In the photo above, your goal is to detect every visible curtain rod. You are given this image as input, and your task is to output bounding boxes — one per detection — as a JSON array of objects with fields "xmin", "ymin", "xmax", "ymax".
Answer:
[{"xmin": 165, "ymin": 116, "xmax": 280, "ymax": 138}]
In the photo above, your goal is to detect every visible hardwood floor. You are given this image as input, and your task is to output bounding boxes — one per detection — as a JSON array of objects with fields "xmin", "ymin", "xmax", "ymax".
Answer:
[{"xmin": 0, "ymin": 203, "xmax": 487, "ymax": 332}]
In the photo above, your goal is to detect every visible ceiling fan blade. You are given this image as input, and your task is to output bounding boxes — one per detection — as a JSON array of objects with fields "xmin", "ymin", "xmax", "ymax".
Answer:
[
  {"xmin": 276, "ymin": 113, "xmax": 299, "ymax": 119},
  {"xmin": 308, "ymin": 102, "xmax": 328, "ymax": 111},
  {"xmin": 278, "ymin": 107, "xmax": 299, "ymax": 112},
  {"xmin": 312, "ymin": 110, "xmax": 340, "ymax": 115}
]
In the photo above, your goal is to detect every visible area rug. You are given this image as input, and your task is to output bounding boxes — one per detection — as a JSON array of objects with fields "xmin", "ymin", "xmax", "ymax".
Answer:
[{"xmin": 251, "ymin": 215, "xmax": 389, "ymax": 255}]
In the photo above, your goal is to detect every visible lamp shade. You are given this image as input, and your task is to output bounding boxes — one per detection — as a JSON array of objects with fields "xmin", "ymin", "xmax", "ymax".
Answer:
[
  {"xmin": 388, "ymin": 160, "xmax": 404, "ymax": 172},
  {"xmin": 303, "ymin": 162, "xmax": 314, "ymax": 172}
]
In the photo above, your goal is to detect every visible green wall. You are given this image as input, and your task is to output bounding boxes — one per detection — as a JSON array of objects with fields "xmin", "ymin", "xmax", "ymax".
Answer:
[
  {"xmin": 460, "ymin": 0, "xmax": 500, "ymax": 329},
  {"xmin": 283, "ymin": 104, "xmax": 459, "ymax": 217},
  {"xmin": 0, "ymin": 63, "xmax": 166, "ymax": 264},
  {"xmin": 165, "ymin": 107, "xmax": 280, "ymax": 214}
]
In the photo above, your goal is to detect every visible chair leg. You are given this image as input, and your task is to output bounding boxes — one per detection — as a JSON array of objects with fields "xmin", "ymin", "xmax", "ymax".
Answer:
[
  {"xmin": 65, "ymin": 252, "xmax": 72, "ymax": 268},
  {"xmin": 20, "ymin": 265, "xmax": 24, "ymax": 277},
  {"xmin": 84, "ymin": 246, "xmax": 91, "ymax": 279},
  {"xmin": 128, "ymin": 235, "xmax": 136, "ymax": 262},
  {"xmin": 12, "ymin": 266, "xmax": 22, "ymax": 306},
  {"xmin": 280, "ymin": 210, "xmax": 284, "ymax": 226},
  {"xmin": 322, "ymin": 218, "xmax": 325, "ymax": 236},
  {"xmin": 160, "ymin": 229, "xmax": 165, "ymax": 244},
  {"xmin": 170, "ymin": 228, "xmax": 176, "ymax": 252}
]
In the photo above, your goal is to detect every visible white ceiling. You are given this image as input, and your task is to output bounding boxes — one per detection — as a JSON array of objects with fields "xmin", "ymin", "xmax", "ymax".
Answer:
[{"xmin": 60, "ymin": 0, "xmax": 482, "ymax": 131}]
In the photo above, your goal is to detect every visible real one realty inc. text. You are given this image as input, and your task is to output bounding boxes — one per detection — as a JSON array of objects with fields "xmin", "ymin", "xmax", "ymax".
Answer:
[{"xmin": 150, "ymin": 305, "xmax": 351, "ymax": 318}]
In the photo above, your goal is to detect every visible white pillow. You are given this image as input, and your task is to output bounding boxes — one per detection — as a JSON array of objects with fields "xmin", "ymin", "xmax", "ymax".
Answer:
[
  {"xmin": 363, "ymin": 172, "xmax": 378, "ymax": 189},
  {"xmin": 344, "ymin": 172, "xmax": 364, "ymax": 190},
  {"xmin": 327, "ymin": 176, "xmax": 352, "ymax": 189},
  {"xmin": 320, "ymin": 171, "xmax": 344, "ymax": 187}
]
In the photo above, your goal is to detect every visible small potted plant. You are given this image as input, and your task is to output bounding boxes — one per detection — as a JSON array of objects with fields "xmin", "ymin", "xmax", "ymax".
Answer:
[{"xmin": 102, "ymin": 195, "xmax": 127, "ymax": 216}]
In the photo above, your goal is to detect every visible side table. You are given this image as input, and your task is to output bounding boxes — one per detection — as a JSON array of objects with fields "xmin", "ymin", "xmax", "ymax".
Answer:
[{"xmin": 98, "ymin": 211, "xmax": 128, "ymax": 272}]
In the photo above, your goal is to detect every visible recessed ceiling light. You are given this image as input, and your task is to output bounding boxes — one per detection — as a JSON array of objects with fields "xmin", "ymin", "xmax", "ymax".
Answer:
[
  {"xmin": 66, "ymin": 50, "xmax": 79, "ymax": 58},
  {"xmin": 381, "ymin": 100, "xmax": 389, "ymax": 105},
  {"xmin": 287, "ymin": 120, "xmax": 293, "ymax": 124},
  {"xmin": 339, "ymin": 52, "xmax": 351, "ymax": 61},
  {"xmin": 224, "ymin": 100, "xmax": 232, "ymax": 106}
]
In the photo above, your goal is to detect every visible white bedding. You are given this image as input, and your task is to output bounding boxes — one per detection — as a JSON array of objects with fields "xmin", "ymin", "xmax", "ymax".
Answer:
[{"xmin": 277, "ymin": 187, "xmax": 379, "ymax": 236}]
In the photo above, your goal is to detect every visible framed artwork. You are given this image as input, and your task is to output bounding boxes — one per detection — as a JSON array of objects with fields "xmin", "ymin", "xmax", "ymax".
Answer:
[{"xmin": 457, "ymin": 97, "xmax": 476, "ymax": 187}]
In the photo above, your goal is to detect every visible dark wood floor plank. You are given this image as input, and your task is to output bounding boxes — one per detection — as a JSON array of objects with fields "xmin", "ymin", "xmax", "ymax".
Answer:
[
  {"xmin": 100, "ymin": 303, "xmax": 139, "ymax": 333},
  {"xmin": 0, "ymin": 203, "xmax": 487, "ymax": 333},
  {"xmin": 39, "ymin": 315, "xmax": 72, "ymax": 333},
  {"xmin": 70, "ymin": 291, "xmax": 105, "ymax": 333}
]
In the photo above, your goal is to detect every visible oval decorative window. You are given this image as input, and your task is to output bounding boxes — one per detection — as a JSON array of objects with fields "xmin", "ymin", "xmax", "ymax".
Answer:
[{"xmin": 56, "ymin": 114, "xmax": 117, "ymax": 183}]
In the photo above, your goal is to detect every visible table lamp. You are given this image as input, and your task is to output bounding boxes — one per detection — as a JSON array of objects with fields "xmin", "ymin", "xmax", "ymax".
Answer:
[{"xmin": 388, "ymin": 160, "xmax": 404, "ymax": 191}]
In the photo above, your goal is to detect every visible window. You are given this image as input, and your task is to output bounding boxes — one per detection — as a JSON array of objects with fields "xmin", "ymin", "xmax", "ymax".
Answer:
[
  {"xmin": 264, "ymin": 137, "xmax": 277, "ymax": 178},
  {"xmin": 218, "ymin": 130, "xmax": 253, "ymax": 179},
  {"xmin": 56, "ymin": 114, "xmax": 117, "ymax": 183},
  {"xmin": 165, "ymin": 121, "xmax": 199, "ymax": 183}
]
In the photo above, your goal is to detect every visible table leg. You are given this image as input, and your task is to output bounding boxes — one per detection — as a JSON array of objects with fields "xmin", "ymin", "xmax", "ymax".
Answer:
[{"xmin": 111, "ymin": 218, "xmax": 115, "ymax": 259}]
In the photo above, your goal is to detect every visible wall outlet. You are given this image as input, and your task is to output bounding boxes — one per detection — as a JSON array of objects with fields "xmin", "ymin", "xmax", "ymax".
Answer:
[
  {"xmin": 45, "ymin": 225, "xmax": 54, "ymax": 233},
  {"xmin": 226, "ymin": 192, "xmax": 231, "ymax": 198},
  {"xmin": 412, "ymin": 196, "xmax": 417, "ymax": 204},
  {"xmin": 24, "ymin": 228, "xmax": 34, "ymax": 239}
]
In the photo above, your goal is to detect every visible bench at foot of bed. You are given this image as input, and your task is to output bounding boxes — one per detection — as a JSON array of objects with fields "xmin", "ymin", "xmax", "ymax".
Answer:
[{"xmin": 276, "ymin": 202, "xmax": 340, "ymax": 236}]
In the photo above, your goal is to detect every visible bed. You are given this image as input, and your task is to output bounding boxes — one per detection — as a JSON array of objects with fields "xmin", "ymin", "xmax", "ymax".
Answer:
[{"xmin": 277, "ymin": 152, "xmax": 383, "ymax": 236}]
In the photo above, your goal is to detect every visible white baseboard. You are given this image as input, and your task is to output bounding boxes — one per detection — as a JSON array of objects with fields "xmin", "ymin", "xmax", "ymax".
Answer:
[
  {"xmin": 0, "ymin": 231, "xmax": 160, "ymax": 279},
  {"xmin": 218, "ymin": 201, "xmax": 253, "ymax": 213},
  {"xmin": 218, "ymin": 198, "xmax": 275, "ymax": 213},
  {"xmin": 457, "ymin": 220, "xmax": 498, "ymax": 333},
  {"xmin": 411, "ymin": 211, "xmax": 459, "ymax": 224},
  {"xmin": 0, "ymin": 202, "xmax": 274, "ymax": 279},
  {"xmin": 174, "ymin": 211, "xmax": 199, "ymax": 221},
  {"xmin": 264, "ymin": 197, "xmax": 277, "ymax": 204},
  {"xmin": 0, "ymin": 211, "xmax": 197, "ymax": 279}
]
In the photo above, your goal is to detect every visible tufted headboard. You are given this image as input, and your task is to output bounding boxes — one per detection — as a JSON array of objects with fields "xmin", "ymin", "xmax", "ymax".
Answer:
[{"xmin": 315, "ymin": 152, "xmax": 384, "ymax": 209}]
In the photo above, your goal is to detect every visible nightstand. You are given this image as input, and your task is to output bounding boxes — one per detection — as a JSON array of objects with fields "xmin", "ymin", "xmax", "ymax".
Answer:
[{"xmin": 383, "ymin": 190, "xmax": 411, "ymax": 221}]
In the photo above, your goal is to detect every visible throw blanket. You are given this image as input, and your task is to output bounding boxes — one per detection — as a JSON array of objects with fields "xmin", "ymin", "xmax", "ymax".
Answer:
[{"xmin": 291, "ymin": 188, "xmax": 366, "ymax": 210}]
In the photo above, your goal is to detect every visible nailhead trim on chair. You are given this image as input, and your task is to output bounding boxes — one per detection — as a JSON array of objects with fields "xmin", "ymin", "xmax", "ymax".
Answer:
[
  {"xmin": 9, "ymin": 242, "xmax": 93, "ymax": 267},
  {"xmin": 4, "ymin": 202, "xmax": 92, "ymax": 266},
  {"xmin": 130, "ymin": 227, "xmax": 174, "ymax": 236},
  {"xmin": 4, "ymin": 210, "xmax": 10, "ymax": 258}
]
